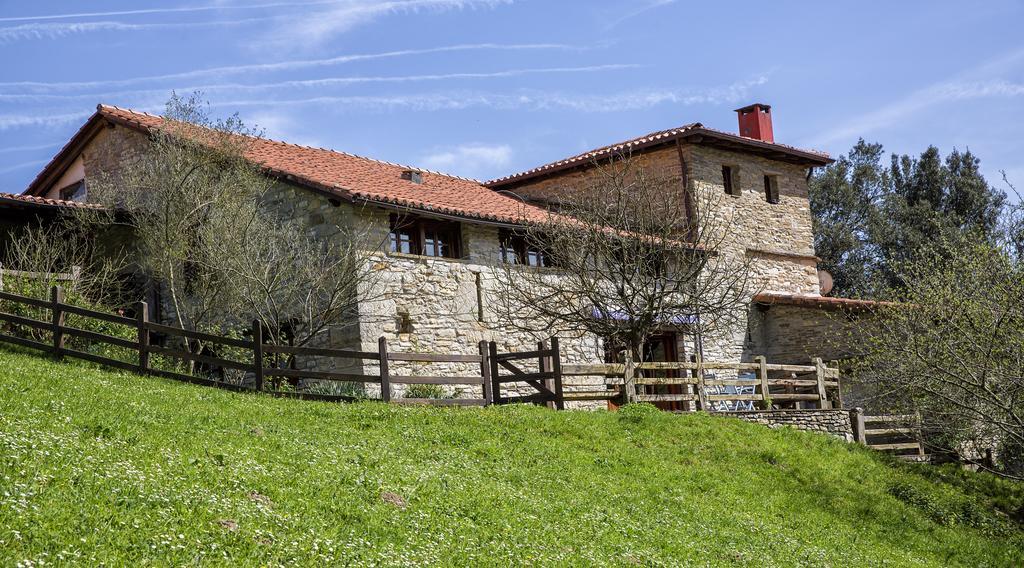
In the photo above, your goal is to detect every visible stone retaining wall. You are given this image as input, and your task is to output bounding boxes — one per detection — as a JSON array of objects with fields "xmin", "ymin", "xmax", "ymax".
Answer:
[{"xmin": 724, "ymin": 409, "xmax": 854, "ymax": 442}]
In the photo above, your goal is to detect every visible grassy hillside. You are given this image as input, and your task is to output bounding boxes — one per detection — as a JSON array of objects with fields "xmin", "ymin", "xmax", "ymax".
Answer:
[{"xmin": 0, "ymin": 349, "xmax": 1021, "ymax": 566}]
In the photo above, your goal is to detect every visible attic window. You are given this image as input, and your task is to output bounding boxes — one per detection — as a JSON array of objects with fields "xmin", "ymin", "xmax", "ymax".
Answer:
[
  {"xmin": 58, "ymin": 180, "xmax": 87, "ymax": 202},
  {"xmin": 401, "ymin": 170, "xmax": 423, "ymax": 184}
]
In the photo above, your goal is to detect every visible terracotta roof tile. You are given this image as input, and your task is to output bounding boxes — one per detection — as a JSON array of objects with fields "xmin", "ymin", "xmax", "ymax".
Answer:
[
  {"xmin": 753, "ymin": 292, "xmax": 886, "ymax": 311},
  {"xmin": 0, "ymin": 192, "xmax": 100, "ymax": 209},
  {"xmin": 93, "ymin": 105, "xmax": 549, "ymax": 225},
  {"xmin": 486, "ymin": 123, "xmax": 832, "ymax": 187}
]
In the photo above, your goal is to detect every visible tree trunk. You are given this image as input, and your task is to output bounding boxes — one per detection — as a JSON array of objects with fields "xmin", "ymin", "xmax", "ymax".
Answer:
[{"xmin": 623, "ymin": 341, "xmax": 640, "ymax": 404}]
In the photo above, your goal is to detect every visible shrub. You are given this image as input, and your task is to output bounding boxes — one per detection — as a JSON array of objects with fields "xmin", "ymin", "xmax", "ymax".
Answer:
[{"xmin": 617, "ymin": 402, "xmax": 661, "ymax": 424}]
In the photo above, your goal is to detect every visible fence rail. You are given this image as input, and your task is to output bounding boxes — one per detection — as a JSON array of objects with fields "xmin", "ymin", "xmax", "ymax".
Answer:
[{"xmin": 0, "ymin": 285, "xmax": 843, "ymax": 412}]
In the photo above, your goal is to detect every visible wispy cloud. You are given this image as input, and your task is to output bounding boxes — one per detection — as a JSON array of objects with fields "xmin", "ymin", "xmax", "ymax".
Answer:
[
  {"xmin": 263, "ymin": 0, "xmax": 512, "ymax": 49},
  {"xmin": 810, "ymin": 79, "xmax": 1024, "ymax": 147},
  {"xmin": 0, "ymin": 17, "xmax": 277, "ymax": 43},
  {"xmin": 0, "ymin": 1, "xmax": 375, "ymax": 22},
  {"xmin": 212, "ymin": 75, "xmax": 768, "ymax": 113},
  {"xmin": 0, "ymin": 159, "xmax": 49, "ymax": 175},
  {"xmin": 0, "ymin": 142, "xmax": 60, "ymax": 155},
  {"xmin": 605, "ymin": 0, "xmax": 676, "ymax": 29},
  {"xmin": 0, "ymin": 111, "xmax": 93, "ymax": 131},
  {"xmin": 0, "ymin": 64, "xmax": 640, "ymax": 103},
  {"xmin": 420, "ymin": 143, "xmax": 512, "ymax": 178},
  {"xmin": 0, "ymin": 43, "xmax": 577, "ymax": 92},
  {"xmin": 809, "ymin": 48, "xmax": 1024, "ymax": 148}
]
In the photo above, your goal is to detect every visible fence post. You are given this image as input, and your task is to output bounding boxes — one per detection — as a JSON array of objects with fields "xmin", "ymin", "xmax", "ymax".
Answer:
[
  {"xmin": 830, "ymin": 360, "xmax": 843, "ymax": 409},
  {"xmin": 550, "ymin": 337, "xmax": 564, "ymax": 410},
  {"xmin": 692, "ymin": 353, "xmax": 708, "ymax": 411},
  {"xmin": 623, "ymin": 349, "xmax": 635, "ymax": 405},
  {"xmin": 252, "ymin": 320, "xmax": 264, "ymax": 392},
  {"xmin": 755, "ymin": 355, "xmax": 769, "ymax": 408},
  {"xmin": 137, "ymin": 301, "xmax": 149, "ymax": 374},
  {"xmin": 479, "ymin": 340, "xmax": 493, "ymax": 405},
  {"xmin": 538, "ymin": 340, "xmax": 553, "ymax": 410},
  {"xmin": 50, "ymin": 286, "xmax": 64, "ymax": 359},
  {"xmin": 488, "ymin": 341, "xmax": 501, "ymax": 405},
  {"xmin": 378, "ymin": 336, "xmax": 391, "ymax": 403},
  {"xmin": 851, "ymin": 407, "xmax": 866, "ymax": 444},
  {"xmin": 814, "ymin": 357, "xmax": 831, "ymax": 409}
]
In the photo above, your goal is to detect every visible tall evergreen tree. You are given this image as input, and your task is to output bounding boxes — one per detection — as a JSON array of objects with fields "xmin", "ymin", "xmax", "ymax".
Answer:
[{"xmin": 810, "ymin": 141, "xmax": 1006, "ymax": 297}]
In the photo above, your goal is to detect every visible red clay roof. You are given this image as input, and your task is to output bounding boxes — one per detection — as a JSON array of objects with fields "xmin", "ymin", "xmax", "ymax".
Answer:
[
  {"xmin": 27, "ymin": 104, "xmax": 549, "ymax": 225},
  {"xmin": 753, "ymin": 292, "xmax": 886, "ymax": 311},
  {"xmin": 0, "ymin": 192, "xmax": 100, "ymax": 209},
  {"xmin": 486, "ymin": 123, "xmax": 832, "ymax": 187}
]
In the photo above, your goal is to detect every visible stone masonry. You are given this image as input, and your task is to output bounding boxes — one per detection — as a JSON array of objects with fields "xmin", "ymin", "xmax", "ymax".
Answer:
[{"xmin": 725, "ymin": 409, "xmax": 855, "ymax": 442}]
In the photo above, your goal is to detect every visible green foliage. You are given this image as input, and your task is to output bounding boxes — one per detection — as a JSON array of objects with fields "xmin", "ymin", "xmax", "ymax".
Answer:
[
  {"xmin": 616, "ymin": 402, "xmax": 661, "ymax": 423},
  {"xmin": 810, "ymin": 140, "xmax": 1008, "ymax": 297},
  {"xmin": 850, "ymin": 238, "xmax": 1024, "ymax": 478},
  {"xmin": 0, "ymin": 350, "xmax": 1021, "ymax": 566},
  {"xmin": 403, "ymin": 383, "xmax": 461, "ymax": 399}
]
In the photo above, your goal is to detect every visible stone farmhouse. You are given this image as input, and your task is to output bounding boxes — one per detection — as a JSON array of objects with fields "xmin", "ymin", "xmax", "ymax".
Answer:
[{"xmin": 5, "ymin": 102, "xmax": 871, "ymax": 403}]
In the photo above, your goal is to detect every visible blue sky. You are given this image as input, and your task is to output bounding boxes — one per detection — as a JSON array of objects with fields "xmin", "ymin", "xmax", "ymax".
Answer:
[{"xmin": 1, "ymin": 0, "xmax": 1022, "ymax": 192}]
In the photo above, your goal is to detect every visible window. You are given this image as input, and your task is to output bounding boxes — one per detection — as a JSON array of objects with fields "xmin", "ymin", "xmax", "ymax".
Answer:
[
  {"xmin": 58, "ymin": 180, "xmax": 86, "ymax": 202},
  {"xmin": 389, "ymin": 214, "xmax": 462, "ymax": 259},
  {"xmin": 763, "ymin": 175, "xmax": 780, "ymax": 204},
  {"xmin": 722, "ymin": 165, "xmax": 740, "ymax": 197},
  {"xmin": 498, "ymin": 229, "xmax": 554, "ymax": 267}
]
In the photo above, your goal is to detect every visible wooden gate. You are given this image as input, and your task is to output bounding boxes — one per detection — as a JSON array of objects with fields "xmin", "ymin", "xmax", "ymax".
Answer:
[{"xmin": 488, "ymin": 338, "xmax": 564, "ymax": 409}]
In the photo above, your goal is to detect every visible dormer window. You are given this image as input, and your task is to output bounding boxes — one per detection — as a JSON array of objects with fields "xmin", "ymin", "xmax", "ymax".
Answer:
[{"xmin": 389, "ymin": 214, "xmax": 462, "ymax": 259}]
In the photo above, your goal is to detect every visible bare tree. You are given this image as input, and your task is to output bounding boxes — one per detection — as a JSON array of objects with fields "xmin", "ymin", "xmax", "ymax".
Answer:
[
  {"xmin": 1, "ymin": 219, "xmax": 128, "ymax": 308},
  {"xmin": 495, "ymin": 155, "xmax": 755, "ymax": 403},
  {"xmin": 849, "ymin": 237, "xmax": 1024, "ymax": 479},
  {"xmin": 215, "ymin": 197, "xmax": 379, "ymax": 360},
  {"xmin": 86, "ymin": 94, "xmax": 375, "ymax": 374}
]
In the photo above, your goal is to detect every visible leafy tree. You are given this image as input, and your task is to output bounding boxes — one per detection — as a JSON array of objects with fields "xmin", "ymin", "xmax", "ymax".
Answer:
[
  {"xmin": 849, "ymin": 236, "xmax": 1024, "ymax": 479},
  {"xmin": 811, "ymin": 140, "xmax": 1006, "ymax": 297}
]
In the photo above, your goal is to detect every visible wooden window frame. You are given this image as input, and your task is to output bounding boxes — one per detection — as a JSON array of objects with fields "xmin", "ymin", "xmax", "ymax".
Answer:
[
  {"xmin": 498, "ymin": 229, "xmax": 555, "ymax": 267},
  {"xmin": 389, "ymin": 214, "xmax": 462, "ymax": 259}
]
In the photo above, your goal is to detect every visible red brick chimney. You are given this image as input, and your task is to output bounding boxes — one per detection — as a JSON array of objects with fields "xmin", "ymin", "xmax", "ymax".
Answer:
[{"xmin": 735, "ymin": 103, "xmax": 774, "ymax": 142}]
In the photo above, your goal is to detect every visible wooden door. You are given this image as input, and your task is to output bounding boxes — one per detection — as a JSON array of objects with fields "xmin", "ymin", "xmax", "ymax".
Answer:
[{"xmin": 642, "ymin": 333, "xmax": 681, "ymax": 411}]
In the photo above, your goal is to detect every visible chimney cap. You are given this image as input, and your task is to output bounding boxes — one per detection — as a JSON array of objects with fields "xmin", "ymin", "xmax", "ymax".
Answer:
[{"xmin": 734, "ymin": 103, "xmax": 771, "ymax": 113}]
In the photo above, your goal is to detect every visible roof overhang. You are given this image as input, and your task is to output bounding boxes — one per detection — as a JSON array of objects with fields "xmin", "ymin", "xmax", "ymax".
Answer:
[
  {"xmin": 23, "ymin": 111, "xmax": 112, "ymax": 197},
  {"xmin": 487, "ymin": 126, "xmax": 833, "ymax": 189},
  {"xmin": 753, "ymin": 292, "xmax": 887, "ymax": 312}
]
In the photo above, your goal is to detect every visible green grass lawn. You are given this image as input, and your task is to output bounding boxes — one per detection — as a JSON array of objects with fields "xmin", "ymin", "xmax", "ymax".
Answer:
[{"xmin": 0, "ymin": 348, "xmax": 1021, "ymax": 566}]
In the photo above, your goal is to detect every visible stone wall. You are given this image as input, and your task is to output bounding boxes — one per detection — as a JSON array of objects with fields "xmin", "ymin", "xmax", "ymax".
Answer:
[
  {"xmin": 506, "ymin": 142, "xmax": 823, "ymax": 365},
  {"xmin": 725, "ymin": 409, "xmax": 854, "ymax": 442}
]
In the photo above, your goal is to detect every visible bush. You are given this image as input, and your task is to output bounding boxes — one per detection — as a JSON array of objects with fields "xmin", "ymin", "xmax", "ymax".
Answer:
[
  {"xmin": 617, "ymin": 402, "xmax": 661, "ymax": 424},
  {"xmin": 404, "ymin": 383, "xmax": 458, "ymax": 399}
]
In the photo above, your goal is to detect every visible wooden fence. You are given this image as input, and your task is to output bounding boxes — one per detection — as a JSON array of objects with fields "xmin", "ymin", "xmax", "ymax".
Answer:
[
  {"xmin": 851, "ymin": 410, "xmax": 927, "ymax": 459},
  {"xmin": 561, "ymin": 357, "xmax": 842, "ymax": 411},
  {"xmin": 0, "ymin": 285, "xmax": 561, "ymax": 407},
  {"xmin": 0, "ymin": 285, "xmax": 843, "ymax": 411}
]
